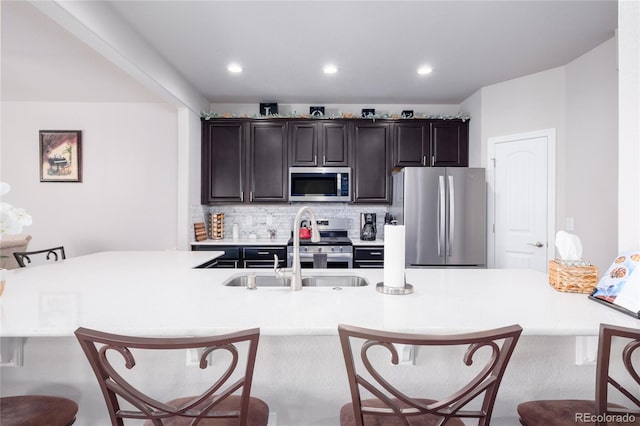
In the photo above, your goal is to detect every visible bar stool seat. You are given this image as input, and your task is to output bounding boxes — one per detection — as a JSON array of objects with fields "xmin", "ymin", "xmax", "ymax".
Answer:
[
  {"xmin": 518, "ymin": 399, "xmax": 639, "ymax": 426},
  {"xmin": 0, "ymin": 395, "xmax": 78, "ymax": 426},
  {"xmin": 517, "ymin": 323, "xmax": 640, "ymax": 426}
]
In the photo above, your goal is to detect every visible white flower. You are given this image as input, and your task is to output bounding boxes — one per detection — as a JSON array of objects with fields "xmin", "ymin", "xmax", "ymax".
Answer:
[{"xmin": 0, "ymin": 183, "xmax": 32, "ymax": 236}]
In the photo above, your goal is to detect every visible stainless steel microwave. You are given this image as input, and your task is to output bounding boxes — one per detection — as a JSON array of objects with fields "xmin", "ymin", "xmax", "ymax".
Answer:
[{"xmin": 288, "ymin": 167, "xmax": 351, "ymax": 202}]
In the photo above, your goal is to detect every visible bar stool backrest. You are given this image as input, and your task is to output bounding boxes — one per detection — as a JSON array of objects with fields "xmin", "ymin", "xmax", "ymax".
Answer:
[
  {"xmin": 13, "ymin": 246, "xmax": 66, "ymax": 267},
  {"xmin": 595, "ymin": 323, "xmax": 640, "ymax": 417},
  {"xmin": 75, "ymin": 327, "xmax": 261, "ymax": 426},
  {"xmin": 338, "ymin": 323, "xmax": 522, "ymax": 426}
]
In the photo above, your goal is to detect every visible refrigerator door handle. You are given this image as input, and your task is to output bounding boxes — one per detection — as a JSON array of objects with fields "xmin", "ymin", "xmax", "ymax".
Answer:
[
  {"xmin": 448, "ymin": 175, "xmax": 455, "ymax": 256},
  {"xmin": 438, "ymin": 175, "xmax": 445, "ymax": 257}
]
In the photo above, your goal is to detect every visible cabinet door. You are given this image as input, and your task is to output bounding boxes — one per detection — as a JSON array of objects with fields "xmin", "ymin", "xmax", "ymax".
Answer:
[
  {"xmin": 353, "ymin": 246, "xmax": 385, "ymax": 268},
  {"xmin": 393, "ymin": 122, "xmax": 429, "ymax": 167},
  {"xmin": 289, "ymin": 121, "xmax": 318, "ymax": 166},
  {"xmin": 249, "ymin": 122, "xmax": 288, "ymax": 202},
  {"xmin": 320, "ymin": 121, "xmax": 349, "ymax": 166},
  {"xmin": 289, "ymin": 121, "xmax": 349, "ymax": 167},
  {"xmin": 352, "ymin": 122, "xmax": 391, "ymax": 203},
  {"xmin": 201, "ymin": 120, "xmax": 246, "ymax": 204},
  {"xmin": 430, "ymin": 120, "xmax": 469, "ymax": 167}
]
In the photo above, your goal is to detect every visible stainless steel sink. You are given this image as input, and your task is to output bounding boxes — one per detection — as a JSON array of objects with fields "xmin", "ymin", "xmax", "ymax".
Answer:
[
  {"xmin": 223, "ymin": 275, "xmax": 287, "ymax": 287},
  {"xmin": 222, "ymin": 273, "xmax": 369, "ymax": 287},
  {"xmin": 301, "ymin": 275, "xmax": 368, "ymax": 287}
]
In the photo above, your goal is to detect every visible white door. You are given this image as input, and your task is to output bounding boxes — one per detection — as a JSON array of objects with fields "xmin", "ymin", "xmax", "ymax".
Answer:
[{"xmin": 492, "ymin": 131, "xmax": 554, "ymax": 272}]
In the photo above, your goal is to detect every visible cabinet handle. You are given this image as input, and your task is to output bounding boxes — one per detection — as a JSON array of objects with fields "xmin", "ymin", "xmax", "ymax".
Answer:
[
  {"xmin": 314, "ymin": 154, "xmax": 317, "ymax": 165},
  {"xmin": 250, "ymin": 191, "xmax": 254, "ymax": 202},
  {"xmin": 422, "ymin": 155, "xmax": 427, "ymax": 166},
  {"xmin": 370, "ymin": 252, "xmax": 382, "ymax": 256},
  {"xmin": 241, "ymin": 191, "xmax": 244, "ymax": 202},
  {"xmin": 258, "ymin": 251, "xmax": 270, "ymax": 255},
  {"xmin": 431, "ymin": 155, "xmax": 435, "ymax": 166},
  {"xmin": 323, "ymin": 154, "xmax": 326, "ymax": 165}
]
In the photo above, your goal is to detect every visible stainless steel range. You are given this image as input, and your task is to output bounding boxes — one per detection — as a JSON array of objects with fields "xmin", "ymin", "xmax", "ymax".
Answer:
[{"xmin": 287, "ymin": 218, "xmax": 353, "ymax": 268}]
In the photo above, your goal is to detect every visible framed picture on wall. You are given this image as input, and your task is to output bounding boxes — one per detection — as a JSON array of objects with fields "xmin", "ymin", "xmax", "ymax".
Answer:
[{"xmin": 39, "ymin": 130, "xmax": 82, "ymax": 182}]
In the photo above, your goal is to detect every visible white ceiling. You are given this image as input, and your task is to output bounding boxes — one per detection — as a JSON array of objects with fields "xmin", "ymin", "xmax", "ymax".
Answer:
[{"xmin": 2, "ymin": 0, "xmax": 618, "ymax": 105}]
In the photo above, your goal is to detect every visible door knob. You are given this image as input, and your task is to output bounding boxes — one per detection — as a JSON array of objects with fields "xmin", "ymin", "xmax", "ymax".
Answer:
[{"xmin": 527, "ymin": 242, "xmax": 544, "ymax": 248}]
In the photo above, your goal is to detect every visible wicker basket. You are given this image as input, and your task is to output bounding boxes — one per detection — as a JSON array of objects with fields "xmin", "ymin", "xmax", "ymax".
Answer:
[{"xmin": 548, "ymin": 259, "xmax": 598, "ymax": 293}]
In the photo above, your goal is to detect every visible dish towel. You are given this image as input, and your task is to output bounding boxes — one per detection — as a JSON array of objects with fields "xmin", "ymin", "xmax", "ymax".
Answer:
[{"xmin": 313, "ymin": 253, "xmax": 327, "ymax": 268}]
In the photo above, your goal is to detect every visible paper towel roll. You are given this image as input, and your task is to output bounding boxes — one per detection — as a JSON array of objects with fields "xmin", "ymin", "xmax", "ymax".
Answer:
[{"xmin": 384, "ymin": 225, "xmax": 405, "ymax": 288}]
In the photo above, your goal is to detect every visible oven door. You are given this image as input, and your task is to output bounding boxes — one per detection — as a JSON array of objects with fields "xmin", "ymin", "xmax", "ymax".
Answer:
[{"xmin": 288, "ymin": 252, "xmax": 353, "ymax": 269}]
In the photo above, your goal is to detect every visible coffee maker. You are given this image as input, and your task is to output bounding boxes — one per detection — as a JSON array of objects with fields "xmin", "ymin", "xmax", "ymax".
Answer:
[{"xmin": 360, "ymin": 213, "xmax": 377, "ymax": 241}]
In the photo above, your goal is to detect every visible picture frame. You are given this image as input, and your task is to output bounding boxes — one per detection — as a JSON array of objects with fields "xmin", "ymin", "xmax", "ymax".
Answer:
[
  {"xmin": 39, "ymin": 130, "xmax": 82, "ymax": 182},
  {"xmin": 310, "ymin": 106, "xmax": 325, "ymax": 116},
  {"xmin": 259, "ymin": 102, "xmax": 278, "ymax": 116},
  {"xmin": 361, "ymin": 108, "xmax": 375, "ymax": 118}
]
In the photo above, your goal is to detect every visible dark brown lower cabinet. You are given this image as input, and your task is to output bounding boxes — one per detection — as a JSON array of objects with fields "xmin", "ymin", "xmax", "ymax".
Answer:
[
  {"xmin": 192, "ymin": 245, "xmax": 286, "ymax": 269},
  {"xmin": 353, "ymin": 246, "xmax": 384, "ymax": 268}
]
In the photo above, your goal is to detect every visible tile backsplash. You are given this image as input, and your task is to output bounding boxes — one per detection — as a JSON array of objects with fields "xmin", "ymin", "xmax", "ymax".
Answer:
[{"xmin": 192, "ymin": 204, "xmax": 389, "ymax": 241}]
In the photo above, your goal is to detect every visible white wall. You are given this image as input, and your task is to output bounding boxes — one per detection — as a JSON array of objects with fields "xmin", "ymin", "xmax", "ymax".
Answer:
[
  {"xmin": 476, "ymin": 37, "xmax": 619, "ymax": 271},
  {"xmin": 0, "ymin": 102, "xmax": 179, "ymax": 256},
  {"xmin": 459, "ymin": 90, "xmax": 482, "ymax": 167},
  {"xmin": 618, "ymin": 0, "xmax": 640, "ymax": 252},
  {"xmin": 565, "ymin": 38, "xmax": 618, "ymax": 271}
]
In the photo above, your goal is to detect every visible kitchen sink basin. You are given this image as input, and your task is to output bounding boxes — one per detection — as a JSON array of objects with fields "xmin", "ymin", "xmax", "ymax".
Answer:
[
  {"xmin": 222, "ymin": 273, "xmax": 369, "ymax": 288},
  {"xmin": 224, "ymin": 275, "xmax": 287, "ymax": 287},
  {"xmin": 301, "ymin": 275, "xmax": 368, "ymax": 287}
]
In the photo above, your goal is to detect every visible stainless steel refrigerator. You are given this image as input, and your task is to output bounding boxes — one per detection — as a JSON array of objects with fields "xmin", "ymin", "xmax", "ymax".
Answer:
[{"xmin": 390, "ymin": 167, "xmax": 486, "ymax": 267}]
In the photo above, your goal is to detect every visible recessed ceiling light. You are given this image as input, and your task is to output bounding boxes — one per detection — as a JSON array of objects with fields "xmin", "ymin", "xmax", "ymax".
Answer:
[
  {"xmin": 227, "ymin": 63, "xmax": 243, "ymax": 73},
  {"xmin": 323, "ymin": 64, "xmax": 338, "ymax": 74},
  {"xmin": 417, "ymin": 66, "xmax": 433, "ymax": 75}
]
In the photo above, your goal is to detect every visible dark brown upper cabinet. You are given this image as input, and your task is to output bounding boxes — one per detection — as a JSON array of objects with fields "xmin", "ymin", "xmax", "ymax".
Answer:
[
  {"xmin": 248, "ymin": 121, "xmax": 288, "ymax": 202},
  {"xmin": 430, "ymin": 120, "xmax": 469, "ymax": 167},
  {"xmin": 201, "ymin": 120, "xmax": 246, "ymax": 204},
  {"xmin": 393, "ymin": 119, "xmax": 469, "ymax": 167},
  {"xmin": 393, "ymin": 121, "xmax": 430, "ymax": 167},
  {"xmin": 202, "ymin": 117, "xmax": 469, "ymax": 205},
  {"xmin": 201, "ymin": 119, "xmax": 288, "ymax": 204},
  {"xmin": 289, "ymin": 121, "xmax": 349, "ymax": 167},
  {"xmin": 351, "ymin": 121, "xmax": 391, "ymax": 203}
]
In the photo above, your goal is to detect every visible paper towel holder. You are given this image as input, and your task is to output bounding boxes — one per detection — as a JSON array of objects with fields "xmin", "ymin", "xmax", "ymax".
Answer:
[
  {"xmin": 376, "ymin": 282, "xmax": 414, "ymax": 295},
  {"xmin": 376, "ymin": 274, "xmax": 414, "ymax": 295}
]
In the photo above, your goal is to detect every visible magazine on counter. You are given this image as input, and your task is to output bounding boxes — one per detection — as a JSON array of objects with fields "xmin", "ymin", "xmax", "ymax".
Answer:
[{"xmin": 589, "ymin": 251, "xmax": 640, "ymax": 318}]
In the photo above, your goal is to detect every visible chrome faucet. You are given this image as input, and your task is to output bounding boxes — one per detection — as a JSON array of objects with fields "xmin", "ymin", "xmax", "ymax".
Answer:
[{"xmin": 273, "ymin": 206, "xmax": 321, "ymax": 291}]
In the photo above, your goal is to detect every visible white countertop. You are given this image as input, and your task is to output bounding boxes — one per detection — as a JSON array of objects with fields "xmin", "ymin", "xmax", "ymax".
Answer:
[
  {"xmin": 1, "ymin": 251, "xmax": 637, "ymax": 338},
  {"xmin": 191, "ymin": 238, "xmax": 289, "ymax": 246}
]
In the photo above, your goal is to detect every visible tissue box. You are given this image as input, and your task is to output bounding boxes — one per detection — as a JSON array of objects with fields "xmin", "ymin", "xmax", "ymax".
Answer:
[{"xmin": 548, "ymin": 259, "xmax": 598, "ymax": 293}]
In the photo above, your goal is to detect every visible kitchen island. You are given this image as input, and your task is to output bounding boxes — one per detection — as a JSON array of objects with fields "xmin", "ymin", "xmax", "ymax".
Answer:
[{"xmin": 1, "ymin": 251, "xmax": 637, "ymax": 425}]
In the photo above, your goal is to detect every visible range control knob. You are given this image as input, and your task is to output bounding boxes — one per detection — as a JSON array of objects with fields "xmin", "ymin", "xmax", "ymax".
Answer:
[{"xmin": 303, "ymin": 247, "xmax": 308, "ymax": 252}]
